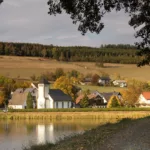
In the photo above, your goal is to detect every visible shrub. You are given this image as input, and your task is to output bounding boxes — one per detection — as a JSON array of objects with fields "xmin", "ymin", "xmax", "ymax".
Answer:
[
  {"xmin": 26, "ymin": 93, "xmax": 34, "ymax": 109},
  {"xmin": 107, "ymin": 95, "xmax": 121, "ymax": 108},
  {"xmin": 79, "ymin": 94, "xmax": 89, "ymax": 108}
]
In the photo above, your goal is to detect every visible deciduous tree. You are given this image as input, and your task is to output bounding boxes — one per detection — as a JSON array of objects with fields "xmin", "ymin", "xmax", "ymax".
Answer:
[
  {"xmin": 121, "ymin": 79, "xmax": 148, "ymax": 107},
  {"xmin": 91, "ymin": 74, "xmax": 100, "ymax": 85},
  {"xmin": 53, "ymin": 76, "xmax": 79, "ymax": 100},
  {"xmin": 0, "ymin": 91, "xmax": 4, "ymax": 106},
  {"xmin": 55, "ymin": 68, "xmax": 65, "ymax": 79}
]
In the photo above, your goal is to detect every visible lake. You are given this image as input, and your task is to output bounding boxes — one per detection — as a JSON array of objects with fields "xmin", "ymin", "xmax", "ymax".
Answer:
[{"xmin": 0, "ymin": 119, "xmax": 117, "ymax": 150}]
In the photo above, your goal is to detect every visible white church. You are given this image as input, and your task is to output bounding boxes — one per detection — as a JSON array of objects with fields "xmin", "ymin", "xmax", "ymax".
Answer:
[{"xmin": 8, "ymin": 78, "xmax": 73, "ymax": 109}]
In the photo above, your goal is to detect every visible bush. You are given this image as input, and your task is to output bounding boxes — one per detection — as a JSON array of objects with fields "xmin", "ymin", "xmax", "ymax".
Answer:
[{"xmin": 26, "ymin": 93, "xmax": 34, "ymax": 109}]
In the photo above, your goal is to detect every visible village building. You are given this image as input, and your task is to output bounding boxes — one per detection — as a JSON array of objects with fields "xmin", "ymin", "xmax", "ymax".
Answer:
[
  {"xmin": 76, "ymin": 91, "xmax": 121, "ymax": 108},
  {"xmin": 8, "ymin": 88, "xmax": 37, "ymax": 109},
  {"xmin": 8, "ymin": 78, "xmax": 72, "ymax": 109},
  {"xmin": 98, "ymin": 77, "xmax": 111, "ymax": 86},
  {"xmin": 136, "ymin": 92, "xmax": 150, "ymax": 107},
  {"xmin": 113, "ymin": 80, "xmax": 127, "ymax": 87}
]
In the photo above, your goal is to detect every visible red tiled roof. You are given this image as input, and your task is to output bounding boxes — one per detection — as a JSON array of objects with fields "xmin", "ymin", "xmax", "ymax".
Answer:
[
  {"xmin": 76, "ymin": 94, "xmax": 84, "ymax": 104},
  {"xmin": 75, "ymin": 93, "xmax": 97, "ymax": 104},
  {"xmin": 142, "ymin": 92, "xmax": 150, "ymax": 100}
]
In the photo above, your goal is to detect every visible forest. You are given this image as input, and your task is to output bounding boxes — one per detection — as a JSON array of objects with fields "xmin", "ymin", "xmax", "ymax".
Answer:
[{"xmin": 0, "ymin": 42, "xmax": 140, "ymax": 64}]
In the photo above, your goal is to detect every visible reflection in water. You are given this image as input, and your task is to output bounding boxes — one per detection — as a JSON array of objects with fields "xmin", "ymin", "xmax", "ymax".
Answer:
[{"xmin": 0, "ymin": 119, "xmax": 117, "ymax": 150}]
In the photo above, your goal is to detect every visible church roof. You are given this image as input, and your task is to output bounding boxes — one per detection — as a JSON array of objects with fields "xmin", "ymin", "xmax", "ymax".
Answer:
[
  {"xmin": 39, "ymin": 78, "xmax": 50, "ymax": 84},
  {"xmin": 9, "ymin": 92, "xmax": 29, "ymax": 106},
  {"xmin": 49, "ymin": 89, "xmax": 72, "ymax": 101}
]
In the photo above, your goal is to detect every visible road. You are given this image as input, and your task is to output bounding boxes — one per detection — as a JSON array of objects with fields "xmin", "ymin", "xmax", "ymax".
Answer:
[{"xmin": 99, "ymin": 118, "xmax": 150, "ymax": 150}]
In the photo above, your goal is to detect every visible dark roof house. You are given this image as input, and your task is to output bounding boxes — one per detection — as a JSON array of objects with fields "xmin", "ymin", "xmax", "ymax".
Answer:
[{"xmin": 49, "ymin": 89, "xmax": 72, "ymax": 101}]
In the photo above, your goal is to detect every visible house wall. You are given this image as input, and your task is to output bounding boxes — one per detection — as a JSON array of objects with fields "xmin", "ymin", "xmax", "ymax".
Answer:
[
  {"xmin": 54, "ymin": 101, "xmax": 72, "ymax": 108},
  {"xmin": 37, "ymin": 84, "xmax": 46, "ymax": 109},
  {"xmin": 45, "ymin": 99, "xmax": 50, "ymax": 108},
  {"xmin": 44, "ymin": 84, "xmax": 49, "ymax": 99},
  {"xmin": 64, "ymin": 102, "xmax": 68, "ymax": 108},
  {"xmin": 98, "ymin": 79, "xmax": 105, "ymax": 85},
  {"xmin": 138, "ymin": 94, "xmax": 150, "ymax": 107},
  {"xmin": 49, "ymin": 95, "xmax": 54, "ymax": 109},
  {"xmin": 8, "ymin": 105, "xmax": 23, "ymax": 109}
]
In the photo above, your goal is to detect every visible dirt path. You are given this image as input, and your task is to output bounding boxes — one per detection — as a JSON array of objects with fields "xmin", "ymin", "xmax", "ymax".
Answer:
[{"xmin": 99, "ymin": 118, "xmax": 150, "ymax": 150}]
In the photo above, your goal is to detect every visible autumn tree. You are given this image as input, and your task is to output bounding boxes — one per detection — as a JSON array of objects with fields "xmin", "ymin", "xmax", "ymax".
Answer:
[
  {"xmin": 55, "ymin": 68, "xmax": 65, "ymax": 79},
  {"xmin": 0, "ymin": 91, "xmax": 4, "ymax": 106},
  {"xmin": 59, "ymin": 51, "xmax": 66, "ymax": 61},
  {"xmin": 0, "ymin": 86, "xmax": 11, "ymax": 107},
  {"xmin": 52, "ymin": 47, "xmax": 59, "ymax": 60},
  {"xmin": 53, "ymin": 76, "xmax": 79, "ymax": 101},
  {"xmin": 107, "ymin": 95, "xmax": 121, "ymax": 108},
  {"xmin": 26, "ymin": 93, "xmax": 34, "ymax": 109},
  {"xmin": 80, "ymin": 94, "xmax": 89, "ymax": 108},
  {"xmin": 67, "ymin": 70, "xmax": 79, "ymax": 78},
  {"xmin": 91, "ymin": 74, "xmax": 100, "ymax": 85},
  {"xmin": 121, "ymin": 79, "xmax": 148, "ymax": 107}
]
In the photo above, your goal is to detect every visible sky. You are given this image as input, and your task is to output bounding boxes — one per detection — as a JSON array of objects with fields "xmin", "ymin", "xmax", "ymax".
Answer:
[{"xmin": 0, "ymin": 0, "xmax": 138, "ymax": 47}]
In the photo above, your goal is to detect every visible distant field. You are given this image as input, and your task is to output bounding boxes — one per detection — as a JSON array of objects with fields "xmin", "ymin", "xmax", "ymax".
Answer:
[
  {"xmin": 0, "ymin": 56, "xmax": 150, "ymax": 81},
  {"xmin": 78, "ymin": 85, "xmax": 124, "ymax": 93}
]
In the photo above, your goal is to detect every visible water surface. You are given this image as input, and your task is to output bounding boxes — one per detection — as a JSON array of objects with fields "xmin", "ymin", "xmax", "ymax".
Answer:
[{"xmin": 0, "ymin": 119, "xmax": 117, "ymax": 150}]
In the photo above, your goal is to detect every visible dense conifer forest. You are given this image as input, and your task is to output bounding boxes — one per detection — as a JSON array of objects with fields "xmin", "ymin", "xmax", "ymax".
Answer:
[{"xmin": 0, "ymin": 42, "xmax": 140, "ymax": 64}]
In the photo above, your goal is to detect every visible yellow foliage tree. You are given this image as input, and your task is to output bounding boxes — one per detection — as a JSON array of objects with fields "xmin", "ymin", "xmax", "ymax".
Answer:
[
  {"xmin": 53, "ymin": 76, "xmax": 78, "ymax": 100},
  {"xmin": 107, "ymin": 95, "xmax": 121, "ymax": 108},
  {"xmin": 121, "ymin": 87, "xmax": 141, "ymax": 107},
  {"xmin": 0, "ymin": 91, "xmax": 4, "ymax": 106},
  {"xmin": 121, "ymin": 79, "xmax": 146, "ymax": 107}
]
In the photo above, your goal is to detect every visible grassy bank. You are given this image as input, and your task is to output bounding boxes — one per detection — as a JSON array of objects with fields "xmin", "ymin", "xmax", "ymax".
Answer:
[
  {"xmin": 23, "ymin": 117, "xmax": 150, "ymax": 150},
  {"xmin": 7, "ymin": 108, "xmax": 150, "ymax": 112},
  {"xmin": 1, "ymin": 110, "xmax": 150, "ymax": 120}
]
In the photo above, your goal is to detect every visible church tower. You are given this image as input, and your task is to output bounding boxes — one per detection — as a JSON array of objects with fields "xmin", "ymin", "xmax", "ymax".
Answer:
[{"xmin": 37, "ymin": 78, "xmax": 50, "ymax": 109}]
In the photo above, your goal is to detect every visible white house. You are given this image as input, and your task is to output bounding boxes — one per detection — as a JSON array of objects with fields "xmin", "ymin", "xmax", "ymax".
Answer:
[
  {"xmin": 8, "ymin": 88, "xmax": 37, "ymax": 109},
  {"xmin": 98, "ymin": 77, "xmax": 111, "ymax": 86},
  {"xmin": 113, "ymin": 80, "xmax": 127, "ymax": 87},
  {"xmin": 136, "ymin": 92, "xmax": 150, "ymax": 107},
  {"xmin": 8, "ymin": 78, "xmax": 72, "ymax": 109},
  {"xmin": 37, "ymin": 78, "xmax": 72, "ymax": 109}
]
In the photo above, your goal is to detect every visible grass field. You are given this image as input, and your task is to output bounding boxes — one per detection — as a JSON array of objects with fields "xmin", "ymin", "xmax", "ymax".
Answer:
[
  {"xmin": 78, "ymin": 85, "xmax": 124, "ymax": 92},
  {"xmin": 0, "ymin": 56, "xmax": 150, "ymax": 81}
]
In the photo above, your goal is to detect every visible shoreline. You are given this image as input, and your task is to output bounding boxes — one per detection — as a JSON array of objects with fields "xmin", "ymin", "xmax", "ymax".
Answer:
[
  {"xmin": 1, "ymin": 111, "xmax": 150, "ymax": 120},
  {"xmin": 23, "ymin": 117, "xmax": 150, "ymax": 150}
]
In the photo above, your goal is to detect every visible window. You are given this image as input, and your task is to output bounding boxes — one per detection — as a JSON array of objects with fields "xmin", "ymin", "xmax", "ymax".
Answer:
[{"xmin": 56, "ymin": 102, "xmax": 58, "ymax": 108}]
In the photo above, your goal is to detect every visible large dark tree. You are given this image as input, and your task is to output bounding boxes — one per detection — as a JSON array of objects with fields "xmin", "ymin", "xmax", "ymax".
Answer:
[
  {"xmin": 47, "ymin": 0, "xmax": 150, "ymax": 66},
  {"xmin": 0, "ymin": 0, "xmax": 3, "ymax": 4}
]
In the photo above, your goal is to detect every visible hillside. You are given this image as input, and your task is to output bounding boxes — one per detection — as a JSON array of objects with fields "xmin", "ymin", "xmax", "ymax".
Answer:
[
  {"xmin": 0, "ymin": 42, "xmax": 140, "ymax": 64},
  {"xmin": 0, "ymin": 56, "xmax": 149, "ymax": 81}
]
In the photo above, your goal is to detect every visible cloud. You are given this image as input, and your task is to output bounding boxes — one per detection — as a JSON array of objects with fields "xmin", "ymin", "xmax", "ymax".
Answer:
[
  {"xmin": 57, "ymin": 35, "xmax": 78, "ymax": 40},
  {"xmin": 3, "ymin": 1, "xmax": 20, "ymax": 7},
  {"xmin": 0, "ymin": 0, "xmax": 137, "ymax": 47}
]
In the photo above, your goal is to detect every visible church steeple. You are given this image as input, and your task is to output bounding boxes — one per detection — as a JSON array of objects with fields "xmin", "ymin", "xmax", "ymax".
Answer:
[
  {"xmin": 37, "ymin": 78, "xmax": 50, "ymax": 109},
  {"xmin": 39, "ymin": 78, "xmax": 50, "ymax": 85}
]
